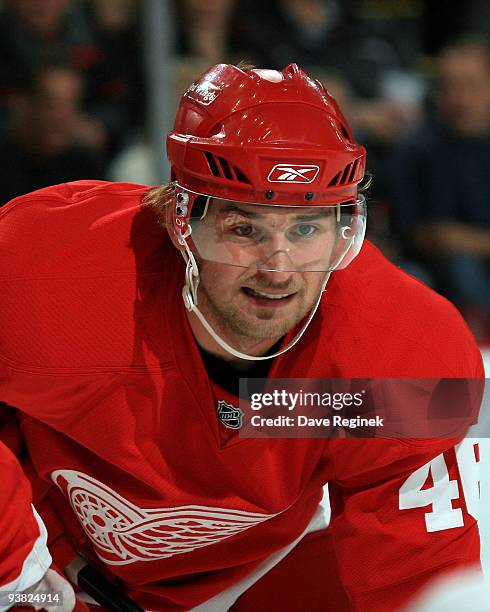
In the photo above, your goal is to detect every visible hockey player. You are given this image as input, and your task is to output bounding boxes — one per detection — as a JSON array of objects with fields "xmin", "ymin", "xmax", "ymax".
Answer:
[{"xmin": 0, "ymin": 64, "xmax": 484, "ymax": 611}]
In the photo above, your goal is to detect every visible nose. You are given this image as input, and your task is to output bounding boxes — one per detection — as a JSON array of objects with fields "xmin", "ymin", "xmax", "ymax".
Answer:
[
  {"xmin": 255, "ymin": 248, "xmax": 296, "ymax": 284},
  {"xmin": 256, "ymin": 267, "xmax": 295, "ymax": 286},
  {"xmin": 258, "ymin": 230, "xmax": 295, "ymax": 267},
  {"xmin": 258, "ymin": 246, "xmax": 293, "ymax": 269},
  {"xmin": 255, "ymin": 228, "xmax": 297, "ymax": 280}
]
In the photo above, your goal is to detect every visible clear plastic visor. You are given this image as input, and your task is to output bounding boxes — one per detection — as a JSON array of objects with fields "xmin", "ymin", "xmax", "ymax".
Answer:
[{"xmin": 177, "ymin": 194, "xmax": 366, "ymax": 272}]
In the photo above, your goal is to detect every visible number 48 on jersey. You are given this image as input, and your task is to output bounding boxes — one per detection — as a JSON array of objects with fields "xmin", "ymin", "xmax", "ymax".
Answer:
[{"xmin": 399, "ymin": 439, "xmax": 480, "ymax": 533}]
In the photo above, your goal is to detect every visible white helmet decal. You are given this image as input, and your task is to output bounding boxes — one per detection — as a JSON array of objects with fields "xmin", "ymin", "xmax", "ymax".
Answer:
[
  {"xmin": 267, "ymin": 164, "xmax": 320, "ymax": 183},
  {"xmin": 52, "ymin": 470, "xmax": 277, "ymax": 565}
]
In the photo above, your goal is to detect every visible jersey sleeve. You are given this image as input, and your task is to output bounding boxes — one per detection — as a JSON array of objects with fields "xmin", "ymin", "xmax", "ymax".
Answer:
[
  {"xmin": 327, "ymin": 437, "xmax": 481, "ymax": 611},
  {"xmin": 0, "ymin": 441, "xmax": 52, "ymax": 607},
  {"xmin": 0, "ymin": 406, "xmax": 83, "ymax": 580}
]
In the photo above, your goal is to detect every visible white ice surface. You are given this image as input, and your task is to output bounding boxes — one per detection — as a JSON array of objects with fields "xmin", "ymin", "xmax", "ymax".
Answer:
[{"xmin": 479, "ymin": 349, "xmax": 489, "ymax": 575}]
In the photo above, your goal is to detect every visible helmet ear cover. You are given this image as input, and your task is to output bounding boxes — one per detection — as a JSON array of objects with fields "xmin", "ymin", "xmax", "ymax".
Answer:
[{"xmin": 329, "ymin": 197, "xmax": 367, "ymax": 269}]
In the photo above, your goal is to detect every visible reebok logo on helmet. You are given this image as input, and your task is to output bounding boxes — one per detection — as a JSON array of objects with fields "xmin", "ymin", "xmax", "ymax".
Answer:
[{"xmin": 268, "ymin": 164, "xmax": 320, "ymax": 183}]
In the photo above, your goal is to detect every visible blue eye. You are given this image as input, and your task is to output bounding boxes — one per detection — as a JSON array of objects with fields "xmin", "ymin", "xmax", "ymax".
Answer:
[{"xmin": 296, "ymin": 224, "xmax": 317, "ymax": 237}]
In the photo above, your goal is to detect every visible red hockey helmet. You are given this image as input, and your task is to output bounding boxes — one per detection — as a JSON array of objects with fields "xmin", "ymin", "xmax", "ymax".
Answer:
[
  {"xmin": 167, "ymin": 63, "xmax": 365, "ymax": 205},
  {"xmin": 166, "ymin": 63, "xmax": 367, "ymax": 272}
]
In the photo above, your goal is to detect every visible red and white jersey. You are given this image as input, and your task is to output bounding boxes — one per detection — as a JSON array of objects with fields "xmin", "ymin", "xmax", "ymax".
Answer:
[
  {"xmin": 0, "ymin": 181, "xmax": 484, "ymax": 611},
  {"xmin": 0, "ymin": 441, "xmax": 52, "ymax": 607}
]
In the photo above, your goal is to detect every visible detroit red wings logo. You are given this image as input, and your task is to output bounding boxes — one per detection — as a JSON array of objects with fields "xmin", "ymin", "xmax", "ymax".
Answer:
[{"xmin": 52, "ymin": 470, "xmax": 275, "ymax": 565}]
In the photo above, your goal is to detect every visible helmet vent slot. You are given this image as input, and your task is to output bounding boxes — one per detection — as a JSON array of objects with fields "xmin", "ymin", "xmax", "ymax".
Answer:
[
  {"xmin": 348, "ymin": 159, "xmax": 359, "ymax": 182},
  {"xmin": 203, "ymin": 151, "xmax": 251, "ymax": 184},
  {"xmin": 328, "ymin": 159, "xmax": 360, "ymax": 186},
  {"xmin": 328, "ymin": 171, "xmax": 342, "ymax": 186},
  {"xmin": 204, "ymin": 151, "xmax": 220, "ymax": 177},
  {"xmin": 340, "ymin": 163, "xmax": 352, "ymax": 184},
  {"xmin": 218, "ymin": 156, "xmax": 233, "ymax": 180},
  {"xmin": 234, "ymin": 166, "xmax": 251, "ymax": 184}
]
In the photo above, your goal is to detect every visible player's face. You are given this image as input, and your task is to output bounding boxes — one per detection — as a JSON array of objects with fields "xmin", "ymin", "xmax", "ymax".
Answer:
[{"xmin": 194, "ymin": 201, "xmax": 335, "ymax": 350}]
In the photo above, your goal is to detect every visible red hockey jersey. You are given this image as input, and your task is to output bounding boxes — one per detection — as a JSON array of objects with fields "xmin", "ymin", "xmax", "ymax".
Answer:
[
  {"xmin": 0, "ymin": 441, "xmax": 52, "ymax": 605},
  {"xmin": 0, "ymin": 181, "xmax": 484, "ymax": 611}
]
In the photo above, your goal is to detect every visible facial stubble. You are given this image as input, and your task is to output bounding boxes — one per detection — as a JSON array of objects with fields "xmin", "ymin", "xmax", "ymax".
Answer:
[{"xmin": 197, "ymin": 262, "xmax": 323, "ymax": 347}]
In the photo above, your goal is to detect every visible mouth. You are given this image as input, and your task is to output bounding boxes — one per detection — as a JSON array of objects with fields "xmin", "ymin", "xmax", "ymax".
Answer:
[{"xmin": 241, "ymin": 287, "xmax": 297, "ymax": 308}]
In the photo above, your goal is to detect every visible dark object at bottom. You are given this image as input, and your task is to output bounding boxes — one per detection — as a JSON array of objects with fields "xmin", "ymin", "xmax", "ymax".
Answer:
[{"xmin": 78, "ymin": 565, "xmax": 145, "ymax": 612}]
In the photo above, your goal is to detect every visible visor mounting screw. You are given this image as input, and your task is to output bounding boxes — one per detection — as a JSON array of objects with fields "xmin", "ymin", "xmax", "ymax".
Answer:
[
  {"xmin": 176, "ymin": 191, "xmax": 189, "ymax": 217},
  {"xmin": 265, "ymin": 190, "xmax": 274, "ymax": 200},
  {"xmin": 176, "ymin": 191, "xmax": 189, "ymax": 205},
  {"xmin": 305, "ymin": 192, "xmax": 314, "ymax": 201}
]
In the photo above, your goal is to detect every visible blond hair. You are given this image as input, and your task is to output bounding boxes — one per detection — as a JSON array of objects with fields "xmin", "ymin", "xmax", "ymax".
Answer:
[{"xmin": 143, "ymin": 183, "xmax": 176, "ymax": 226}]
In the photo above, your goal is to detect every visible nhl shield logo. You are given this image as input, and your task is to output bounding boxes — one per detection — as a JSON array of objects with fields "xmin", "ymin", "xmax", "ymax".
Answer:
[{"xmin": 217, "ymin": 400, "xmax": 244, "ymax": 429}]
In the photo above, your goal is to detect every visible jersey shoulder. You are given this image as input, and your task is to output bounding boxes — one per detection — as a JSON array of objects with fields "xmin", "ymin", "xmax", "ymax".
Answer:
[
  {"xmin": 0, "ymin": 180, "xmax": 156, "ymax": 278},
  {"xmin": 318, "ymin": 241, "xmax": 482, "ymax": 377},
  {"xmin": 0, "ymin": 181, "xmax": 179, "ymax": 371}
]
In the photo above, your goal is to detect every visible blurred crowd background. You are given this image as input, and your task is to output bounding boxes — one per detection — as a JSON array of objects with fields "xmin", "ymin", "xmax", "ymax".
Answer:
[{"xmin": 0, "ymin": 0, "xmax": 488, "ymax": 342}]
